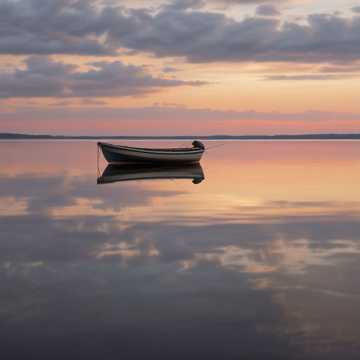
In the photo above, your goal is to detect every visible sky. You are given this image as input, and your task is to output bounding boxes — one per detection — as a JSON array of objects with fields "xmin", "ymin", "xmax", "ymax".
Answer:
[{"xmin": 1, "ymin": 0, "xmax": 360, "ymax": 135}]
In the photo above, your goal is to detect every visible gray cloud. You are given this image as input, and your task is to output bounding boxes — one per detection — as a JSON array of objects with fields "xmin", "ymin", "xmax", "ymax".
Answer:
[
  {"xmin": 166, "ymin": 0, "xmax": 286, "ymax": 9},
  {"xmin": 319, "ymin": 63, "xmax": 360, "ymax": 73},
  {"xmin": 0, "ymin": 56, "xmax": 204, "ymax": 98},
  {"xmin": 0, "ymin": 0, "xmax": 115, "ymax": 55},
  {"xmin": 264, "ymin": 74, "xmax": 354, "ymax": 81},
  {"xmin": 2, "ymin": 0, "xmax": 360, "ymax": 66},
  {"xmin": 109, "ymin": 9, "xmax": 360, "ymax": 64},
  {"xmin": 201, "ymin": 0, "xmax": 288, "ymax": 5},
  {"xmin": 256, "ymin": 4, "xmax": 280, "ymax": 17},
  {"xmin": 162, "ymin": 66, "xmax": 179, "ymax": 73},
  {"xmin": 165, "ymin": 0, "xmax": 206, "ymax": 10}
]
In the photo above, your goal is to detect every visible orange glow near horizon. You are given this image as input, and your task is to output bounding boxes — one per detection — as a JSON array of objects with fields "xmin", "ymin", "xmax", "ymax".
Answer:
[
  {"xmin": 2, "ymin": 117, "xmax": 360, "ymax": 136},
  {"xmin": 3, "ymin": 140, "xmax": 360, "ymax": 202},
  {"xmin": 2, "ymin": 2, "xmax": 360, "ymax": 135}
]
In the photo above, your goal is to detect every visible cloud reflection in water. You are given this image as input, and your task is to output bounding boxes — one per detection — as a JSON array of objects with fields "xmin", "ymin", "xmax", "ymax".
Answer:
[{"xmin": 1, "ymin": 141, "xmax": 360, "ymax": 359}]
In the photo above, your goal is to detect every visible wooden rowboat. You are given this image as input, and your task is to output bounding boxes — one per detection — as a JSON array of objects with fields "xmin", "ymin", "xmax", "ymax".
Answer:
[
  {"xmin": 98, "ymin": 141, "xmax": 205, "ymax": 164},
  {"xmin": 97, "ymin": 163, "xmax": 205, "ymax": 184}
]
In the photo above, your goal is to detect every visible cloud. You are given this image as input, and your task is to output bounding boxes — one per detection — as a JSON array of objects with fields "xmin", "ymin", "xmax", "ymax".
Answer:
[
  {"xmin": 165, "ymin": 0, "xmax": 206, "ymax": 10},
  {"xmin": 264, "ymin": 74, "xmax": 353, "ymax": 81},
  {"xmin": 218, "ymin": 0, "xmax": 287, "ymax": 2},
  {"xmin": 109, "ymin": 9, "xmax": 360, "ymax": 64},
  {"xmin": 256, "ymin": 4, "xmax": 281, "ymax": 17},
  {"xmin": 188, "ymin": 0, "xmax": 289, "ymax": 6},
  {"xmin": 0, "ymin": 56, "xmax": 204, "ymax": 98},
  {"xmin": 0, "ymin": 0, "xmax": 115, "ymax": 55},
  {"xmin": 319, "ymin": 62, "xmax": 360, "ymax": 73},
  {"xmin": 166, "ymin": 0, "xmax": 287, "ymax": 10},
  {"xmin": 2, "ymin": 0, "xmax": 360, "ymax": 67},
  {"xmin": 162, "ymin": 66, "xmax": 179, "ymax": 73}
]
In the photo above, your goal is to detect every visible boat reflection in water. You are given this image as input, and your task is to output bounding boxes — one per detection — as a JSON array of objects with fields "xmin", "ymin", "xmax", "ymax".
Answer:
[{"xmin": 97, "ymin": 163, "xmax": 205, "ymax": 185}]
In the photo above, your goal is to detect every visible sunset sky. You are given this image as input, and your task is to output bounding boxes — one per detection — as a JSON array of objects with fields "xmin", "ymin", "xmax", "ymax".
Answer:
[{"xmin": 1, "ymin": 0, "xmax": 360, "ymax": 135}]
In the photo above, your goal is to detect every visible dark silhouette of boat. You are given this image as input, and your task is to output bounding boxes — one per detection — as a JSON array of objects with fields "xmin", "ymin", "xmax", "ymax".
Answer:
[
  {"xmin": 98, "ymin": 141, "xmax": 205, "ymax": 164},
  {"xmin": 97, "ymin": 163, "xmax": 205, "ymax": 184}
]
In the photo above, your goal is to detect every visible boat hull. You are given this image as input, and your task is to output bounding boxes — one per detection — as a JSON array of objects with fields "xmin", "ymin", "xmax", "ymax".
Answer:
[{"xmin": 99, "ymin": 142, "xmax": 204, "ymax": 164}]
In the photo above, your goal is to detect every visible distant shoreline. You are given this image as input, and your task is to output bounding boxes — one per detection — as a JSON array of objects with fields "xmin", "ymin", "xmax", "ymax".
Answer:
[{"xmin": 2, "ymin": 133, "xmax": 360, "ymax": 140}]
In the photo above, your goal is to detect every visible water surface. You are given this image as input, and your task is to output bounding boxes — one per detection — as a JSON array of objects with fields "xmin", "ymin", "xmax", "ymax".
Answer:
[{"xmin": 1, "ymin": 141, "xmax": 360, "ymax": 359}]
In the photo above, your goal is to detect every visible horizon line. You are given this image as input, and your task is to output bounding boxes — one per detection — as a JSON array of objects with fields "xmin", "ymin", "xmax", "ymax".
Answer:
[{"xmin": 3, "ymin": 132, "xmax": 360, "ymax": 139}]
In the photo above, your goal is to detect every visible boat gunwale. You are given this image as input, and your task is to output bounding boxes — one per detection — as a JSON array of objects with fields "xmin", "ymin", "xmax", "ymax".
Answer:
[{"xmin": 98, "ymin": 142, "xmax": 205, "ymax": 155}]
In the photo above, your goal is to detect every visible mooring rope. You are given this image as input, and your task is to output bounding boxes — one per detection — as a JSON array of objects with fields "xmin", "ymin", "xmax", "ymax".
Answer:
[
  {"xmin": 205, "ymin": 143, "xmax": 227, "ymax": 151},
  {"xmin": 97, "ymin": 143, "xmax": 101, "ymax": 179}
]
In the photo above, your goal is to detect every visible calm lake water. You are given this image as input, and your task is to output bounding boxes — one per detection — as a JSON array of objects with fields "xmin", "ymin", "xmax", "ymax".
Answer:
[{"xmin": 1, "ymin": 141, "xmax": 360, "ymax": 359}]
